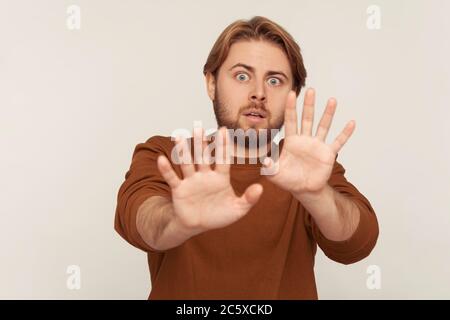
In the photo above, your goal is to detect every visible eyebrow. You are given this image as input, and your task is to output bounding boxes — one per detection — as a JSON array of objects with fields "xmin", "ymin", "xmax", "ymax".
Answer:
[{"xmin": 228, "ymin": 63, "xmax": 289, "ymax": 80}]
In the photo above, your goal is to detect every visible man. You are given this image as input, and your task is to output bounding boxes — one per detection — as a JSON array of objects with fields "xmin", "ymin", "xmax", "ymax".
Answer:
[{"xmin": 114, "ymin": 16, "xmax": 379, "ymax": 299}]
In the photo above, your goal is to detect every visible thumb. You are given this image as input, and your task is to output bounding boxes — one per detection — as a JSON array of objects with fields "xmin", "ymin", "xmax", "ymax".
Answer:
[
  {"xmin": 262, "ymin": 157, "xmax": 280, "ymax": 177},
  {"xmin": 240, "ymin": 183, "xmax": 263, "ymax": 207}
]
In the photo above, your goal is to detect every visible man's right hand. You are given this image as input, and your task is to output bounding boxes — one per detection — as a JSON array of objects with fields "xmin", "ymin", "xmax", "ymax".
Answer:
[{"xmin": 156, "ymin": 126, "xmax": 263, "ymax": 236}]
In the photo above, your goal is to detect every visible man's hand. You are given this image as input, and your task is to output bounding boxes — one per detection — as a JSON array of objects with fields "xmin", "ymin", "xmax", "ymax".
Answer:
[
  {"xmin": 156, "ymin": 127, "xmax": 263, "ymax": 236},
  {"xmin": 263, "ymin": 88, "xmax": 356, "ymax": 198}
]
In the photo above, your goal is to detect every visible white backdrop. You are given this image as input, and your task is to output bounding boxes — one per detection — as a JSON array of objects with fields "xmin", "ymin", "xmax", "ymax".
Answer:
[{"xmin": 1, "ymin": 0, "xmax": 449, "ymax": 299}]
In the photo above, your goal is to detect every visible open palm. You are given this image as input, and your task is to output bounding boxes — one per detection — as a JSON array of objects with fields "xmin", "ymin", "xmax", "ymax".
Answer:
[
  {"xmin": 264, "ymin": 88, "xmax": 355, "ymax": 195},
  {"xmin": 157, "ymin": 127, "xmax": 263, "ymax": 234}
]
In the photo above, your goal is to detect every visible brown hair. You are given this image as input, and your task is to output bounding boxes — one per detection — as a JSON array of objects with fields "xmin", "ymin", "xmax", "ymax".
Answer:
[{"xmin": 203, "ymin": 16, "xmax": 307, "ymax": 96}]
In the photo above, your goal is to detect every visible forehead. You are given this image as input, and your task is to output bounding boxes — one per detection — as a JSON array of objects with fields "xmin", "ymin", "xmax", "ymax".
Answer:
[{"xmin": 222, "ymin": 40, "xmax": 292, "ymax": 77}]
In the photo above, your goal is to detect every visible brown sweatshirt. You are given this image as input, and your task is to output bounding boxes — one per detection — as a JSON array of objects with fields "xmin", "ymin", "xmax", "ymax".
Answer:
[{"xmin": 114, "ymin": 135, "xmax": 379, "ymax": 300}]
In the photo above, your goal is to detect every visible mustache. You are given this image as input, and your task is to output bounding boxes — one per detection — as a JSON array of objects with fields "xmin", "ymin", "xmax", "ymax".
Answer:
[{"xmin": 240, "ymin": 102, "xmax": 269, "ymax": 115}]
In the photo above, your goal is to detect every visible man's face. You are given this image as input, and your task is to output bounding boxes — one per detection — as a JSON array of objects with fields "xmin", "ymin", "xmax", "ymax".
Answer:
[{"xmin": 207, "ymin": 39, "xmax": 294, "ymax": 142}]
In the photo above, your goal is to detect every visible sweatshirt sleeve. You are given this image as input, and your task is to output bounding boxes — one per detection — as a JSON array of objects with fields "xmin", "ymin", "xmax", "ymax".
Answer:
[
  {"xmin": 304, "ymin": 154, "xmax": 379, "ymax": 265},
  {"xmin": 114, "ymin": 135, "xmax": 173, "ymax": 253}
]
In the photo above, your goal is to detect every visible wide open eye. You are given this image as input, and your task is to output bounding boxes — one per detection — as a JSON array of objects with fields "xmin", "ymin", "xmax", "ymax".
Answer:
[
  {"xmin": 267, "ymin": 77, "xmax": 282, "ymax": 86},
  {"xmin": 235, "ymin": 73, "xmax": 250, "ymax": 82}
]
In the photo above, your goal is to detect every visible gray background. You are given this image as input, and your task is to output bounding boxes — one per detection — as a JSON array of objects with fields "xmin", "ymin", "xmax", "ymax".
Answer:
[{"xmin": 1, "ymin": 0, "xmax": 449, "ymax": 299}]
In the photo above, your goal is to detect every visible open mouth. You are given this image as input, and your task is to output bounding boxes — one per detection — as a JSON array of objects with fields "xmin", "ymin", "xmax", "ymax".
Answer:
[
  {"xmin": 243, "ymin": 109, "xmax": 267, "ymax": 119},
  {"xmin": 245, "ymin": 112, "xmax": 264, "ymax": 118}
]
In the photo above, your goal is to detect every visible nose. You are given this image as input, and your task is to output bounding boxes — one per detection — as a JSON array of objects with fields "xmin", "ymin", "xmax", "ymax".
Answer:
[{"xmin": 249, "ymin": 80, "xmax": 266, "ymax": 104}]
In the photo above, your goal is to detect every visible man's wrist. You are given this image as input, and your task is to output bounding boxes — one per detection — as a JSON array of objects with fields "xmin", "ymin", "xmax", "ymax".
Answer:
[
  {"xmin": 292, "ymin": 183, "xmax": 333, "ymax": 205},
  {"xmin": 170, "ymin": 213, "xmax": 205, "ymax": 240}
]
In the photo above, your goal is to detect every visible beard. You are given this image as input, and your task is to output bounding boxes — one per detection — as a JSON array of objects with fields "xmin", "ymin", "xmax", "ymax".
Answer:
[{"xmin": 212, "ymin": 88, "xmax": 284, "ymax": 149}]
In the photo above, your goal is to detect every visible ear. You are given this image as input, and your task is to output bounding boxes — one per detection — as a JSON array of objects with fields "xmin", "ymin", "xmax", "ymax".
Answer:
[{"xmin": 205, "ymin": 71, "xmax": 216, "ymax": 101}]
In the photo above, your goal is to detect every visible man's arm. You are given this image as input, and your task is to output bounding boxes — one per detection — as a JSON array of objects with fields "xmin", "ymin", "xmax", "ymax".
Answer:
[
  {"xmin": 301, "ymin": 160, "xmax": 379, "ymax": 265},
  {"xmin": 294, "ymin": 184, "xmax": 360, "ymax": 241},
  {"xmin": 261, "ymin": 89, "xmax": 378, "ymax": 264},
  {"xmin": 116, "ymin": 130, "xmax": 263, "ymax": 254},
  {"xmin": 136, "ymin": 196, "xmax": 199, "ymax": 251}
]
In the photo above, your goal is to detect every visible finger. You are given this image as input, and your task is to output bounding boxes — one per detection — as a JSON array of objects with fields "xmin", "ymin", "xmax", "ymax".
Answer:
[
  {"xmin": 315, "ymin": 97, "xmax": 337, "ymax": 142},
  {"xmin": 330, "ymin": 120, "xmax": 356, "ymax": 154},
  {"xmin": 215, "ymin": 127, "xmax": 231, "ymax": 175},
  {"xmin": 262, "ymin": 157, "xmax": 280, "ymax": 176},
  {"xmin": 192, "ymin": 127, "xmax": 203, "ymax": 166},
  {"xmin": 300, "ymin": 88, "xmax": 315, "ymax": 136},
  {"xmin": 284, "ymin": 90, "xmax": 298, "ymax": 137},
  {"xmin": 175, "ymin": 136, "xmax": 195, "ymax": 178},
  {"xmin": 194, "ymin": 127, "xmax": 209, "ymax": 172},
  {"xmin": 239, "ymin": 183, "xmax": 263, "ymax": 208},
  {"xmin": 156, "ymin": 155, "xmax": 181, "ymax": 189},
  {"xmin": 224, "ymin": 127, "xmax": 232, "ymax": 166},
  {"xmin": 202, "ymin": 131, "xmax": 212, "ymax": 169},
  {"xmin": 263, "ymin": 157, "xmax": 272, "ymax": 167}
]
